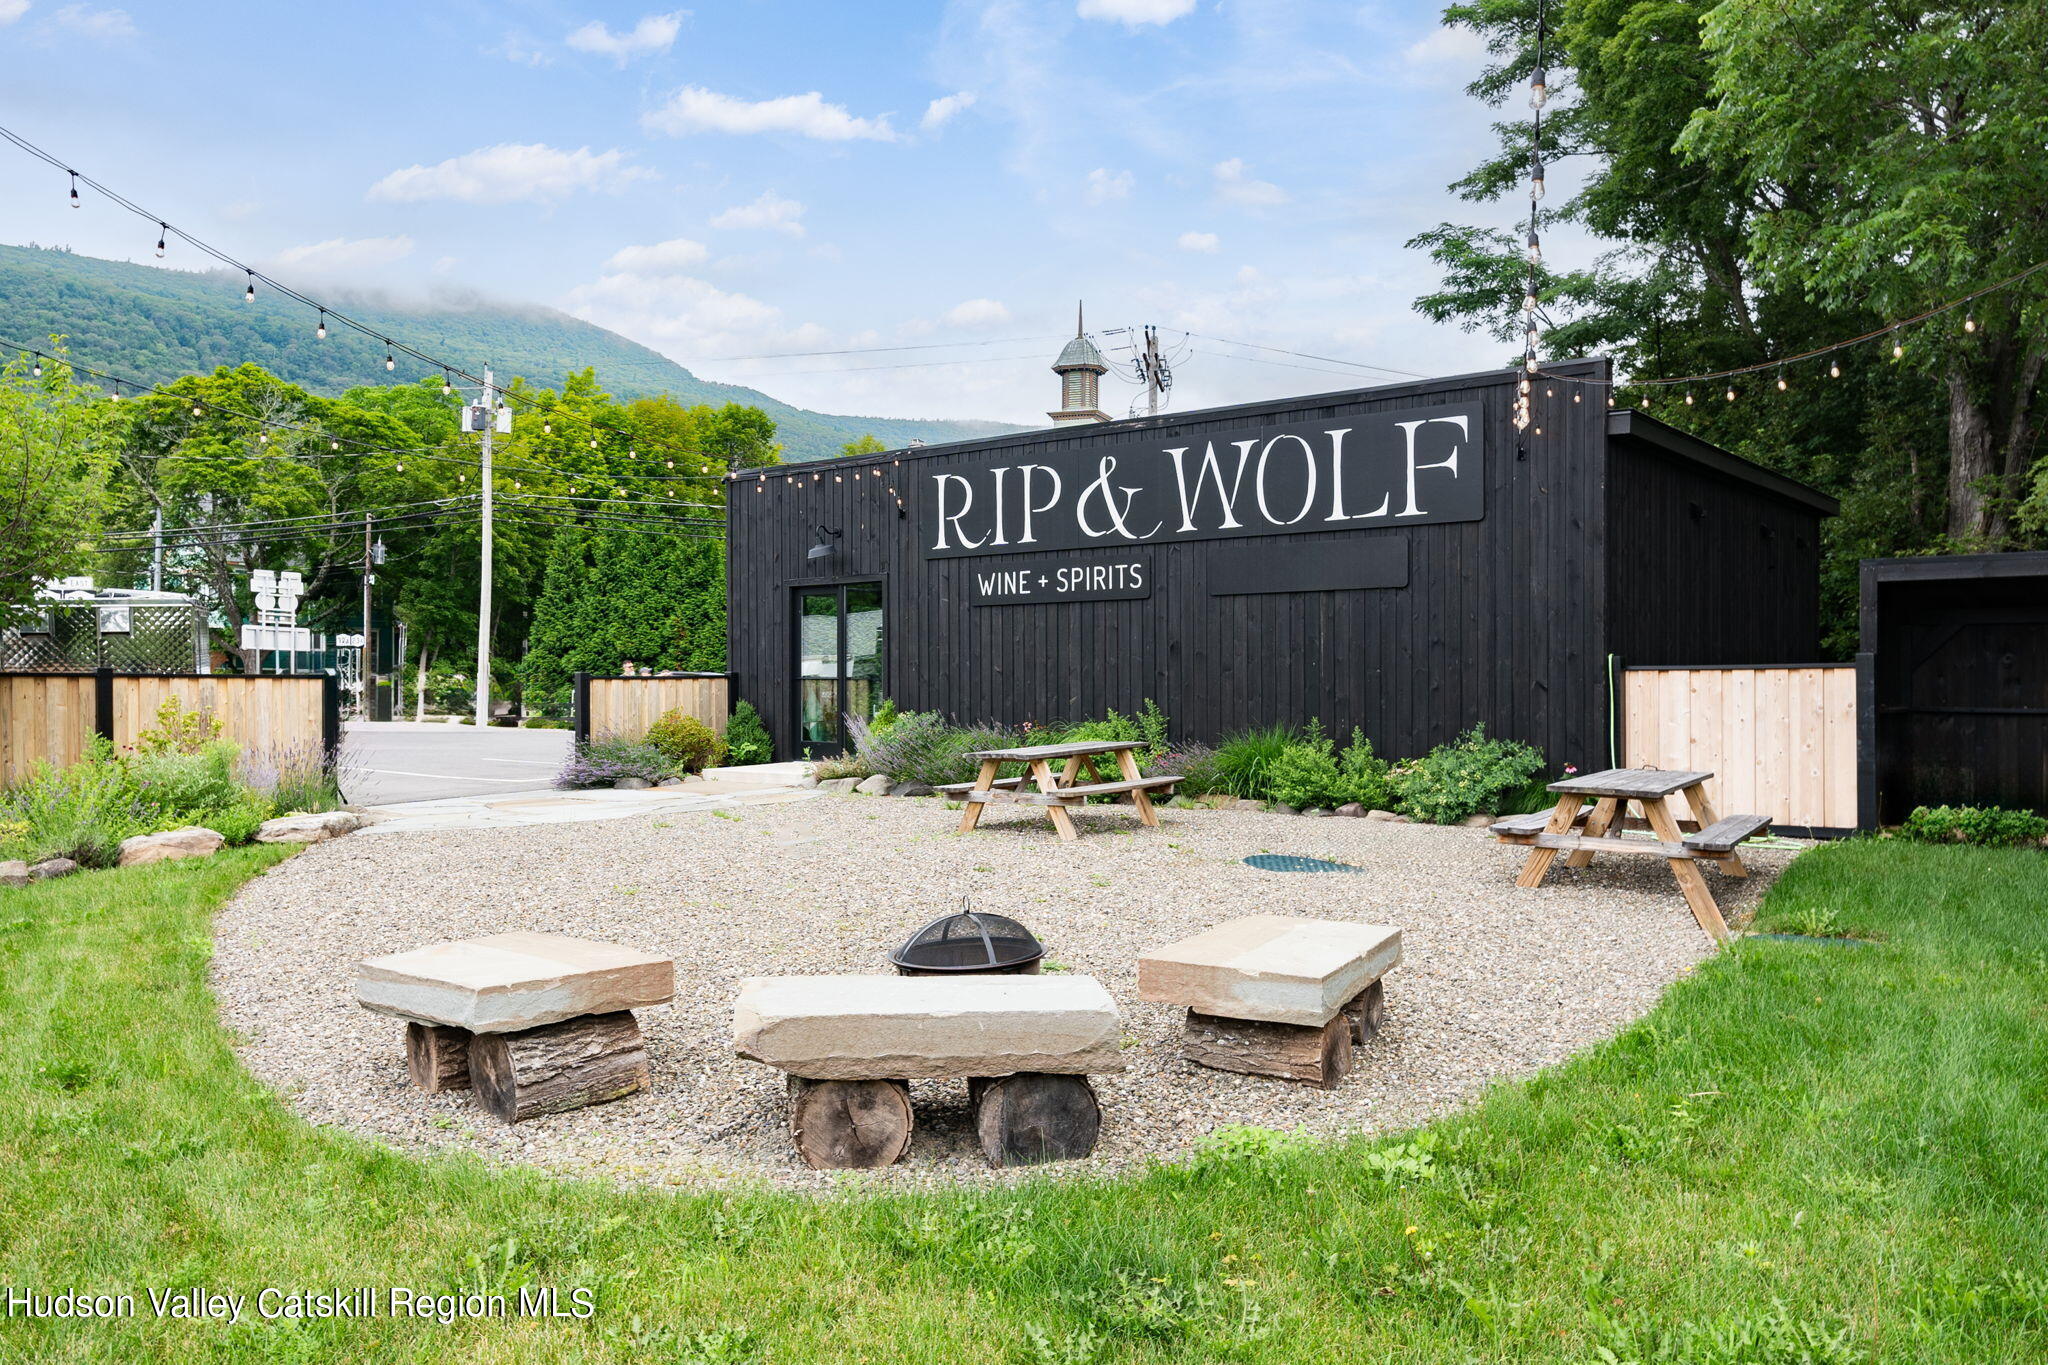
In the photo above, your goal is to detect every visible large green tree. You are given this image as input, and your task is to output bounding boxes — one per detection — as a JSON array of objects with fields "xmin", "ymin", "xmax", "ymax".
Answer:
[
  {"xmin": 0, "ymin": 347, "xmax": 115, "ymax": 626},
  {"xmin": 1412, "ymin": 0, "xmax": 2047, "ymax": 649}
]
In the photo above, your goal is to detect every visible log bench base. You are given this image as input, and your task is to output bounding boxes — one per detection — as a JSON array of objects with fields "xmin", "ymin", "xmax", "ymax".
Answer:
[
  {"xmin": 783, "ymin": 1073, "xmax": 1104, "ymax": 1169},
  {"xmin": 405, "ymin": 1022, "xmax": 473, "ymax": 1093},
  {"xmin": 450, "ymin": 1010, "xmax": 650, "ymax": 1123},
  {"xmin": 1183, "ymin": 982, "xmax": 1386, "ymax": 1088}
]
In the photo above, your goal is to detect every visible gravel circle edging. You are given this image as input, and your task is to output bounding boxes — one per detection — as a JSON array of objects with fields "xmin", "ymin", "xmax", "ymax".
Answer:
[{"xmin": 211, "ymin": 796, "xmax": 1790, "ymax": 1192}]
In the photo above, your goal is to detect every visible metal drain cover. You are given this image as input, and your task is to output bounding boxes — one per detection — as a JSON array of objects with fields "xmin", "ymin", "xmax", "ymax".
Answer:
[{"xmin": 1242, "ymin": 853, "xmax": 1364, "ymax": 874}]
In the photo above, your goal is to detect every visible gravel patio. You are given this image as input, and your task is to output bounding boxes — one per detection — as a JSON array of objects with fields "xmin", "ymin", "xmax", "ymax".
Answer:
[{"xmin": 212, "ymin": 795, "xmax": 1792, "ymax": 1190}]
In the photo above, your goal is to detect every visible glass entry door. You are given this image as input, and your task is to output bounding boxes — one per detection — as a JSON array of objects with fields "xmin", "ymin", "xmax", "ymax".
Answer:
[{"xmin": 796, "ymin": 583, "xmax": 883, "ymax": 756}]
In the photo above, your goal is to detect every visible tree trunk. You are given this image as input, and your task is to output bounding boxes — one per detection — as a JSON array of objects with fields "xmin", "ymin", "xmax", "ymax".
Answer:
[
  {"xmin": 414, "ymin": 646, "xmax": 432, "ymax": 722},
  {"xmin": 787, "ymin": 1077, "xmax": 914, "ymax": 1169},
  {"xmin": 1947, "ymin": 363, "xmax": 2000, "ymax": 545},
  {"xmin": 468, "ymin": 1011, "xmax": 649, "ymax": 1123},
  {"xmin": 969, "ymin": 1073, "xmax": 1101, "ymax": 1167}
]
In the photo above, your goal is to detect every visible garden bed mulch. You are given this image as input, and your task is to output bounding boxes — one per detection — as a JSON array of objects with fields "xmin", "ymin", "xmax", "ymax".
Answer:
[{"xmin": 211, "ymin": 795, "xmax": 1790, "ymax": 1190}]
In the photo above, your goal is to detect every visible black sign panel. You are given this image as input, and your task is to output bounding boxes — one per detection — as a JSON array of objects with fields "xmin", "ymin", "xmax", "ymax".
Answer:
[
  {"xmin": 1207, "ymin": 536, "xmax": 1409, "ymax": 596},
  {"xmin": 922, "ymin": 402, "xmax": 1482, "ymax": 559},
  {"xmin": 967, "ymin": 555, "xmax": 1152, "ymax": 606}
]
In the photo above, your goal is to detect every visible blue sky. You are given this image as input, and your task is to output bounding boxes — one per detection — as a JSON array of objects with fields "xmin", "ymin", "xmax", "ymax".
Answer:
[{"xmin": 0, "ymin": 1, "xmax": 1542, "ymax": 426}]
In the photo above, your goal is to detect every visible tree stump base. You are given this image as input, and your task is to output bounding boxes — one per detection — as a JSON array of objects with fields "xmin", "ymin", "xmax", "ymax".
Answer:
[
  {"xmin": 968, "ymin": 1073, "xmax": 1101, "ymax": 1167},
  {"xmin": 1340, "ymin": 978, "xmax": 1386, "ymax": 1044},
  {"xmin": 787, "ymin": 1077, "xmax": 914, "ymax": 1169},
  {"xmin": 469, "ymin": 1010, "xmax": 649, "ymax": 1123},
  {"xmin": 1183, "ymin": 1009, "xmax": 1353, "ymax": 1088},
  {"xmin": 405, "ymin": 1022, "xmax": 472, "ymax": 1093}
]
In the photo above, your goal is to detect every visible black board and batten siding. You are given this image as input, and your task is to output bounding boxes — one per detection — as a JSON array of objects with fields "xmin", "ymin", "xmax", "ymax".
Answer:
[{"xmin": 727, "ymin": 358, "xmax": 1835, "ymax": 769}]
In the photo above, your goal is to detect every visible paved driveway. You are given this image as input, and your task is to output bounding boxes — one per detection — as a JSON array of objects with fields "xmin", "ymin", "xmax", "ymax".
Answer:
[{"xmin": 340, "ymin": 720, "xmax": 571, "ymax": 805}]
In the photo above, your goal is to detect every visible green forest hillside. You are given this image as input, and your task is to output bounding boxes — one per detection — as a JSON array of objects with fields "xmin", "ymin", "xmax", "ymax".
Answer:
[{"xmin": 0, "ymin": 244, "xmax": 1022, "ymax": 461}]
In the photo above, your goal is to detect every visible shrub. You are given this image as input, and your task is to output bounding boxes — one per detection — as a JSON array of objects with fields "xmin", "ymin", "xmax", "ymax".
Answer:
[
  {"xmin": 853, "ymin": 711, "xmax": 1017, "ymax": 787},
  {"xmin": 1393, "ymin": 725, "xmax": 1544, "ymax": 824},
  {"xmin": 0, "ymin": 747, "xmax": 157, "ymax": 867},
  {"xmin": 1044, "ymin": 699, "xmax": 1174, "ymax": 765},
  {"xmin": 128, "ymin": 740, "xmax": 244, "ymax": 820},
  {"xmin": 238, "ymin": 741, "xmax": 342, "ymax": 815},
  {"xmin": 645, "ymin": 710, "xmax": 726, "ymax": 774},
  {"xmin": 555, "ymin": 734, "xmax": 672, "ymax": 788},
  {"xmin": 187, "ymin": 793, "xmax": 273, "ymax": 845},
  {"xmin": 868, "ymin": 697, "xmax": 901, "ymax": 737},
  {"xmin": 812, "ymin": 752, "xmax": 872, "ymax": 781},
  {"xmin": 724, "ymin": 700, "xmax": 773, "ymax": 765},
  {"xmin": 1146, "ymin": 743, "xmax": 1220, "ymax": 796},
  {"xmin": 1266, "ymin": 731, "xmax": 1345, "ymax": 808},
  {"xmin": 131, "ymin": 695, "xmax": 223, "ymax": 756},
  {"xmin": 1899, "ymin": 804, "xmax": 2046, "ymax": 848},
  {"xmin": 1212, "ymin": 724, "xmax": 1297, "ymax": 800},
  {"xmin": 1334, "ymin": 729, "xmax": 1396, "ymax": 810}
]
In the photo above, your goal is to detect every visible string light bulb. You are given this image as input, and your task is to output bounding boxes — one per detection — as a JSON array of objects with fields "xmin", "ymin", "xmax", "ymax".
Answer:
[
  {"xmin": 154, "ymin": 224, "xmax": 167, "ymax": 257},
  {"xmin": 191, "ymin": 404, "xmax": 202, "ymax": 417},
  {"xmin": 244, "ymin": 271, "xmax": 256, "ymax": 302},
  {"xmin": 330, "ymin": 439, "xmax": 339, "ymax": 450},
  {"xmin": 1963, "ymin": 314, "xmax": 1977, "ymax": 333},
  {"xmin": 441, "ymin": 371, "xmax": 452, "ymax": 395},
  {"xmin": 1525, "ymin": 229, "xmax": 1542, "ymax": 265},
  {"xmin": 1776, "ymin": 371, "xmax": 1788, "ymax": 392},
  {"xmin": 315, "ymin": 310, "xmax": 327, "ymax": 340},
  {"xmin": 1529, "ymin": 65, "xmax": 1548, "ymax": 109},
  {"xmin": 68, "ymin": 171, "xmax": 80, "ymax": 208},
  {"xmin": 1523, "ymin": 290, "xmax": 1538, "ymax": 314},
  {"xmin": 1684, "ymin": 390, "xmax": 1696, "ymax": 405},
  {"xmin": 543, "ymin": 420, "xmax": 551, "ymax": 435},
  {"xmin": 109, "ymin": 381, "xmax": 121, "ymax": 400},
  {"xmin": 1530, "ymin": 155, "xmax": 1545, "ymax": 201},
  {"xmin": 1892, "ymin": 340, "xmax": 1904, "ymax": 360},
  {"xmin": 1725, "ymin": 386, "xmax": 1737, "ymax": 402},
  {"xmin": 32, "ymin": 356, "xmax": 42, "ymax": 378},
  {"xmin": 384, "ymin": 344, "xmax": 396, "ymax": 372},
  {"xmin": 665, "ymin": 459, "xmax": 674, "ymax": 469},
  {"xmin": 259, "ymin": 430, "xmax": 269, "ymax": 442},
  {"xmin": 1829, "ymin": 360, "xmax": 1841, "ymax": 378}
]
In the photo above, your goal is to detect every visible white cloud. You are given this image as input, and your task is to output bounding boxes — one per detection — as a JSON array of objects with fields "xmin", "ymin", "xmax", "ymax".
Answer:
[
  {"xmin": 1085, "ymin": 167, "xmax": 1134, "ymax": 203},
  {"xmin": 268, "ymin": 236, "xmax": 415, "ymax": 273},
  {"xmin": 563, "ymin": 270, "xmax": 827, "ymax": 364},
  {"xmin": 922, "ymin": 91, "xmax": 976, "ymax": 132},
  {"xmin": 1177, "ymin": 230, "xmax": 1220, "ymax": 253},
  {"xmin": 1403, "ymin": 25, "xmax": 1485, "ymax": 66},
  {"xmin": 709, "ymin": 190, "xmax": 806, "ymax": 236},
  {"xmin": 604, "ymin": 238, "xmax": 710, "ymax": 273},
  {"xmin": 943, "ymin": 298, "xmax": 1012, "ymax": 328},
  {"xmin": 1076, "ymin": 0, "xmax": 1194, "ymax": 27},
  {"xmin": 48, "ymin": 4, "xmax": 133, "ymax": 39},
  {"xmin": 0, "ymin": 1, "xmax": 30, "ymax": 25},
  {"xmin": 1213, "ymin": 157, "xmax": 1289, "ymax": 206},
  {"xmin": 565, "ymin": 10, "xmax": 685, "ymax": 64},
  {"xmin": 367, "ymin": 144, "xmax": 653, "ymax": 204},
  {"xmin": 643, "ymin": 86, "xmax": 896, "ymax": 141},
  {"xmin": 491, "ymin": 32, "xmax": 550, "ymax": 66}
]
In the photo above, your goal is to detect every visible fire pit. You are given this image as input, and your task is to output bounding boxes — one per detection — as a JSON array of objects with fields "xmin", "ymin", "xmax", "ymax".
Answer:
[{"xmin": 887, "ymin": 903, "xmax": 1045, "ymax": 976}]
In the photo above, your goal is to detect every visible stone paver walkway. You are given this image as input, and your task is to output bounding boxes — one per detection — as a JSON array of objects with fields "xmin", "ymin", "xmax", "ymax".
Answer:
[{"xmin": 355, "ymin": 762, "xmax": 817, "ymax": 835}]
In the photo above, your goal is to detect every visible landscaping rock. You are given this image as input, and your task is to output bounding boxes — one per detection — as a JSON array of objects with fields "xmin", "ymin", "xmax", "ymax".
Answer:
[
  {"xmin": 1460, "ymin": 814, "xmax": 1495, "ymax": 828},
  {"xmin": 1201, "ymin": 793, "xmax": 1235, "ymax": 809},
  {"xmin": 117, "ymin": 826, "xmax": 225, "ymax": 867},
  {"xmin": 29, "ymin": 857, "xmax": 80, "ymax": 880},
  {"xmin": 356, "ymin": 930, "xmax": 675, "ymax": 1033},
  {"xmin": 1, "ymin": 860, "xmax": 29, "ymax": 889},
  {"xmin": 1366, "ymin": 809, "xmax": 1401, "ymax": 821},
  {"xmin": 1138, "ymin": 914, "xmax": 1404, "ymax": 1027},
  {"xmin": 819, "ymin": 777, "xmax": 861, "ymax": 794},
  {"xmin": 1232, "ymin": 798, "xmax": 1265, "ymax": 812},
  {"xmin": 1167, "ymin": 795, "xmax": 1198, "ymax": 809},
  {"xmin": 1271, "ymin": 803, "xmax": 1298, "ymax": 816},
  {"xmin": 255, "ymin": 811, "xmax": 365, "ymax": 845},
  {"xmin": 658, "ymin": 776, "xmax": 687, "ymax": 787},
  {"xmin": 613, "ymin": 777, "xmax": 652, "ymax": 790},
  {"xmin": 1303, "ymin": 807, "xmax": 1330, "ymax": 817},
  {"xmin": 797, "ymin": 775, "xmax": 820, "ymax": 790},
  {"xmin": 891, "ymin": 782, "xmax": 935, "ymax": 798},
  {"xmin": 733, "ymin": 973, "xmax": 1124, "ymax": 1080},
  {"xmin": 1335, "ymin": 803, "xmax": 1366, "ymax": 817},
  {"xmin": 854, "ymin": 774, "xmax": 894, "ymax": 795}
]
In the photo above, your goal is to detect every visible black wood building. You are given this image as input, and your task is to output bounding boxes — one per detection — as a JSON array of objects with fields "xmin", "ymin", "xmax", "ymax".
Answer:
[{"xmin": 726, "ymin": 358, "xmax": 1836, "ymax": 769}]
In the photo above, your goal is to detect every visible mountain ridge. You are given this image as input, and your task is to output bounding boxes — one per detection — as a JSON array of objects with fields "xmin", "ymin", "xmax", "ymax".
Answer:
[{"xmin": 0, "ymin": 243, "xmax": 1026, "ymax": 461}]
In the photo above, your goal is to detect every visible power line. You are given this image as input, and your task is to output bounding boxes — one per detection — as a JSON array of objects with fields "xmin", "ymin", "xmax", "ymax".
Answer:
[{"xmin": 694, "ymin": 335, "xmax": 1062, "ymax": 363}]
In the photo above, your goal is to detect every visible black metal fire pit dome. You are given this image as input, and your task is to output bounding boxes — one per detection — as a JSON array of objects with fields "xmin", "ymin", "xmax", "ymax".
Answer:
[{"xmin": 888, "ymin": 902, "xmax": 1045, "ymax": 976}]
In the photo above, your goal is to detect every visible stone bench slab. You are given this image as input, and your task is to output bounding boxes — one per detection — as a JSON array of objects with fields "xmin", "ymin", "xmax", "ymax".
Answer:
[
  {"xmin": 1137, "ymin": 914, "xmax": 1402, "ymax": 1027},
  {"xmin": 356, "ymin": 931, "xmax": 675, "ymax": 1034},
  {"xmin": 733, "ymin": 974, "xmax": 1124, "ymax": 1080}
]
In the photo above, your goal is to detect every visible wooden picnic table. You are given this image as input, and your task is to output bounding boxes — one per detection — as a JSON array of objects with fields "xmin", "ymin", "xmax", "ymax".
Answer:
[
  {"xmin": 1489, "ymin": 767, "xmax": 1771, "ymax": 944},
  {"xmin": 942, "ymin": 740, "xmax": 1182, "ymax": 842}
]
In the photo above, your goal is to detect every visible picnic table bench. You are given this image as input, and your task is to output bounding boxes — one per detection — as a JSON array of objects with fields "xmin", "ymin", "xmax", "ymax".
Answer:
[
  {"xmin": 1490, "ymin": 768, "xmax": 1771, "ymax": 944},
  {"xmin": 940, "ymin": 739, "xmax": 1181, "ymax": 841}
]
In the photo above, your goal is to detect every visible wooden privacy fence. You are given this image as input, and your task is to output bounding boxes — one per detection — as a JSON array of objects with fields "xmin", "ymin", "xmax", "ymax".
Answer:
[
  {"xmin": 0, "ymin": 669, "xmax": 338, "ymax": 787},
  {"xmin": 1621, "ymin": 664, "xmax": 1859, "ymax": 831},
  {"xmin": 573, "ymin": 672, "xmax": 730, "ymax": 745}
]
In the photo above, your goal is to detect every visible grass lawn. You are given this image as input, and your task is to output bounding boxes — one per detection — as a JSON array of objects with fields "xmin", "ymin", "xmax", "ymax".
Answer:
[{"xmin": 2, "ymin": 841, "xmax": 2045, "ymax": 1363}]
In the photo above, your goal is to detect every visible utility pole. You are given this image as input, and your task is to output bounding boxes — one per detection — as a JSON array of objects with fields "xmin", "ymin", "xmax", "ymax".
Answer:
[
  {"xmin": 149, "ymin": 507, "xmax": 163, "ymax": 592},
  {"xmin": 474, "ymin": 365, "xmax": 495, "ymax": 730},
  {"xmin": 361, "ymin": 512, "xmax": 373, "ymax": 721},
  {"xmin": 1137, "ymin": 325, "xmax": 1172, "ymax": 416}
]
